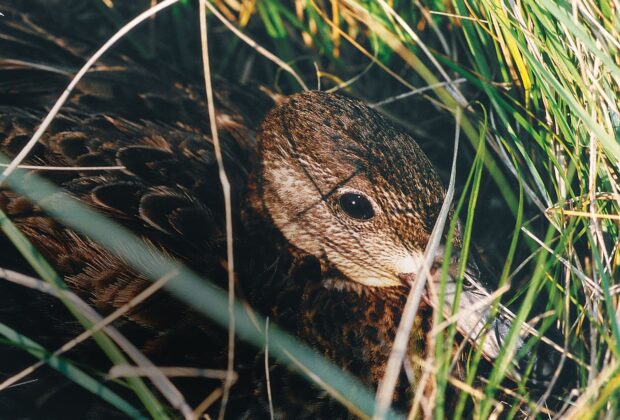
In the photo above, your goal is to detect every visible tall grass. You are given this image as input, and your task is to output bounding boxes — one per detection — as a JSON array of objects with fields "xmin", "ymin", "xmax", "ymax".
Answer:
[{"xmin": 1, "ymin": 0, "xmax": 618, "ymax": 418}]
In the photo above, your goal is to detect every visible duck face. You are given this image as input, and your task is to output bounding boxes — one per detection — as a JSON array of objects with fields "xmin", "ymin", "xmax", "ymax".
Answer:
[{"xmin": 258, "ymin": 91, "xmax": 449, "ymax": 287}]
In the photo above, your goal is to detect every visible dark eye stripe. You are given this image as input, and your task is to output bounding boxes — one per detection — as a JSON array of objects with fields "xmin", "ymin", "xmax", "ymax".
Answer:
[{"xmin": 339, "ymin": 192, "xmax": 375, "ymax": 220}]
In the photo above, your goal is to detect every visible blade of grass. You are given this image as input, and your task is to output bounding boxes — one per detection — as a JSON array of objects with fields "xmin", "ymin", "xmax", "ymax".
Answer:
[
  {"xmin": 0, "ymin": 322, "xmax": 146, "ymax": 419},
  {"xmin": 0, "ymin": 153, "xmax": 401, "ymax": 419},
  {"xmin": 0, "ymin": 207, "xmax": 170, "ymax": 419},
  {"xmin": 374, "ymin": 107, "xmax": 461, "ymax": 420}
]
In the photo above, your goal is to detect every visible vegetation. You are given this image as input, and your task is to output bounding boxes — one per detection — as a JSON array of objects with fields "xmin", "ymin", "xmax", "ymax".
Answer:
[{"xmin": 1, "ymin": 0, "xmax": 619, "ymax": 418}]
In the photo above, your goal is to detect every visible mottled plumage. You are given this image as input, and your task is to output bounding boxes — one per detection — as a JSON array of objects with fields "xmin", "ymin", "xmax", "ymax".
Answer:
[
  {"xmin": 0, "ymin": 9, "xmax": 446, "ymax": 418},
  {"xmin": 0, "ymin": 6, "xmax": 563, "ymax": 420}
]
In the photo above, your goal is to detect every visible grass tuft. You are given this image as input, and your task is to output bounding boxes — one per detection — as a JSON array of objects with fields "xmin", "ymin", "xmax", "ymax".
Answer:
[{"xmin": 1, "ymin": 0, "xmax": 618, "ymax": 418}]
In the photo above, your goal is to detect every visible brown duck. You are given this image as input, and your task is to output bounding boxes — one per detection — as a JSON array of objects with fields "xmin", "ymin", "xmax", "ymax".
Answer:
[{"xmin": 0, "ymin": 6, "xmax": 559, "ymax": 419}]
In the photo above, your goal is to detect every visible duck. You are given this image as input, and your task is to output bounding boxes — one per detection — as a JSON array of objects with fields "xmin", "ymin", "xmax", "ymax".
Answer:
[{"xmin": 0, "ymin": 5, "xmax": 562, "ymax": 419}]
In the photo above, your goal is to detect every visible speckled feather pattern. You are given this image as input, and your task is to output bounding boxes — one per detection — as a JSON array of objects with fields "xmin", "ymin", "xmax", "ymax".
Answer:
[{"xmin": 0, "ymin": 8, "xmax": 448, "ymax": 419}]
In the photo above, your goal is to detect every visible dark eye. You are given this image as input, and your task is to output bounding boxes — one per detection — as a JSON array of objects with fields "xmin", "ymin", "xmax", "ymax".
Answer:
[{"xmin": 338, "ymin": 192, "xmax": 375, "ymax": 220}]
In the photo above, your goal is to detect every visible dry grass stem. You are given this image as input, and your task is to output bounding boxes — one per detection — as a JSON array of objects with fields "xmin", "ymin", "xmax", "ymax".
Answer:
[
  {"xmin": 202, "ymin": 0, "xmax": 308, "ymax": 91},
  {"xmin": 109, "ymin": 366, "xmax": 235, "ymax": 380},
  {"xmin": 0, "ymin": 267, "xmax": 193, "ymax": 418},
  {"xmin": 264, "ymin": 318, "xmax": 275, "ymax": 420},
  {"xmin": 0, "ymin": 164, "xmax": 126, "ymax": 171},
  {"xmin": 0, "ymin": 0, "xmax": 180, "ymax": 185},
  {"xmin": 431, "ymin": 283, "xmax": 510, "ymax": 335},
  {"xmin": 310, "ymin": 0, "xmax": 417, "ymax": 92},
  {"xmin": 374, "ymin": 108, "xmax": 462, "ymax": 419},
  {"xmin": 370, "ymin": 78, "xmax": 468, "ymax": 108},
  {"xmin": 198, "ymin": 3, "xmax": 236, "ymax": 418},
  {"xmin": 521, "ymin": 228, "xmax": 603, "ymax": 296},
  {"xmin": 193, "ymin": 387, "xmax": 224, "ymax": 418},
  {"xmin": 372, "ymin": 0, "xmax": 468, "ymax": 107},
  {"xmin": 281, "ymin": 348, "xmax": 369, "ymax": 419}
]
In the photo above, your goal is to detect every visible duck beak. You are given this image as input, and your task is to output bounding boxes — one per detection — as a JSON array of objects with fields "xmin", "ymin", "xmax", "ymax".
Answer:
[{"xmin": 397, "ymin": 272, "xmax": 415, "ymax": 286}]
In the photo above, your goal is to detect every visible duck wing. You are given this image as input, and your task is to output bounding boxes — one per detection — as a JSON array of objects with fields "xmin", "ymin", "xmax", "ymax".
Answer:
[
  {"xmin": 0, "ymin": 5, "xmax": 276, "ymax": 314},
  {"xmin": 0, "ymin": 8, "xmax": 278, "ymax": 417}
]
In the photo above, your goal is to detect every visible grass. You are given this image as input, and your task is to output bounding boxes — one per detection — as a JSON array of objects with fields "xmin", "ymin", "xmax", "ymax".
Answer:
[
  {"xmin": 0, "ymin": 0, "xmax": 619, "ymax": 418},
  {"xmin": 0, "ymin": 203, "xmax": 171, "ymax": 419}
]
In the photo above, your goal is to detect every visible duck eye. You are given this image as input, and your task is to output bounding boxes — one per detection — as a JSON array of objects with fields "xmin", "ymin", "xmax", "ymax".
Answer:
[{"xmin": 338, "ymin": 192, "xmax": 375, "ymax": 220}]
